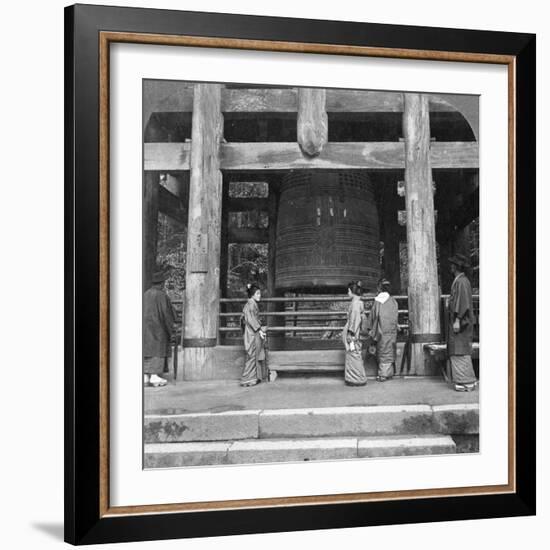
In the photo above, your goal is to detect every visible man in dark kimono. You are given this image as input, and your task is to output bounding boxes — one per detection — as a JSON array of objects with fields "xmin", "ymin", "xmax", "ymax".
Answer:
[
  {"xmin": 446, "ymin": 254, "xmax": 477, "ymax": 392},
  {"xmin": 143, "ymin": 270, "xmax": 175, "ymax": 387},
  {"xmin": 369, "ymin": 279, "xmax": 399, "ymax": 381}
]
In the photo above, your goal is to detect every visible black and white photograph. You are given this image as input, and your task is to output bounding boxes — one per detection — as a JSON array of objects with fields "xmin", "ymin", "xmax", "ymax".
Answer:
[
  {"xmin": 0, "ymin": 0, "xmax": 543, "ymax": 545},
  {"xmin": 142, "ymin": 81, "xmax": 480, "ymax": 468}
]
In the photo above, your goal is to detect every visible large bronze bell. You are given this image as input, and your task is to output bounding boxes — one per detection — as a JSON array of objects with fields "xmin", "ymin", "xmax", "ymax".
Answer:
[{"xmin": 275, "ymin": 172, "xmax": 380, "ymax": 291}]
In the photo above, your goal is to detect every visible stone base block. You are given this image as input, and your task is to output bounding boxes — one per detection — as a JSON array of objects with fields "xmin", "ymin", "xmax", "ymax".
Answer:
[
  {"xmin": 227, "ymin": 438, "xmax": 358, "ymax": 464},
  {"xmin": 358, "ymin": 435, "xmax": 456, "ymax": 457},
  {"xmin": 432, "ymin": 404, "xmax": 479, "ymax": 434},
  {"xmin": 145, "ymin": 442, "xmax": 230, "ymax": 467},
  {"xmin": 144, "ymin": 410, "xmax": 260, "ymax": 443},
  {"xmin": 258, "ymin": 405, "xmax": 434, "ymax": 438}
]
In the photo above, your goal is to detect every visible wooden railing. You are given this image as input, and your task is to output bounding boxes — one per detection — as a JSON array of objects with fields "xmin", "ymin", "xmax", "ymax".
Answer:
[
  {"xmin": 218, "ymin": 295, "xmax": 408, "ymax": 336},
  {"xmin": 170, "ymin": 294, "xmax": 479, "ymax": 347}
]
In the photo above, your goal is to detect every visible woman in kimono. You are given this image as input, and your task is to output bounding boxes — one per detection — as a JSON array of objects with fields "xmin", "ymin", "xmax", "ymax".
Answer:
[
  {"xmin": 368, "ymin": 278, "xmax": 399, "ymax": 381},
  {"xmin": 343, "ymin": 281, "xmax": 368, "ymax": 386},
  {"xmin": 143, "ymin": 270, "xmax": 175, "ymax": 387},
  {"xmin": 446, "ymin": 254, "xmax": 477, "ymax": 392},
  {"xmin": 240, "ymin": 283, "xmax": 268, "ymax": 387}
]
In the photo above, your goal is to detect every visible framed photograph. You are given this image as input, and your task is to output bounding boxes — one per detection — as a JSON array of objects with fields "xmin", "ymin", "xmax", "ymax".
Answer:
[{"xmin": 65, "ymin": 3, "xmax": 536, "ymax": 545}]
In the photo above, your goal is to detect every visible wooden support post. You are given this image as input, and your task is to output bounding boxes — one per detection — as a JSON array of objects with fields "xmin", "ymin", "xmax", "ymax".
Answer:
[
  {"xmin": 227, "ymin": 197, "xmax": 268, "ymax": 211},
  {"xmin": 439, "ymin": 239, "xmax": 452, "ymax": 294},
  {"xmin": 219, "ymin": 178, "xmax": 230, "ymax": 344},
  {"xmin": 384, "ymin": 230, "xmax": 402, "ymax": 294},
  {"xmin": 381, "ymin": 177, "xmax": 402, "ymax": 294},
  {"xmin": 220, "ymin": 178, "xmax": 230, "ymax": 299},
  {"xmin": 452, "ymin": 225, "xmax": 472, "ymax": 283},
  {"xmin": 435, "ymin": 176, "xmax": 453, "ymax": 294},
  {"xmin": 182, "ymin": 83, "xmax": 223, "ymax": 380},
  {"xmin": 297, "ymin": 88, "xmax": 328, "ymax": 156},
  {"xmin": 164, "ymin": 173, "xmax": 189, "ymax": 202},
  {"xmin": 437, "ymin": 171, "xmax": 477, "ymax": 292},
  {"xmin": 453, "ymin": 224, "xmax": 471, "ymax": 258},
  {"xmin": 403, "ymin": 93, "xmax": 441, "ymax": 374},
  {"xmin": 439, "ymin": 225, "xmax": 471, "ymax": 294},
  {"xmin": 143, "ymin": 171, "xmax": 160, "ymax": 292},
  {"xmin": 267, "ymin": 185, "xmax": 278, "ymax": 300},
  {"xmin": 227, "ymin": 227, "xmax": 269, "ymax": 243},
  {"xmin": 267, "ymin": 183, "xmax": 285, "ymax": 348},
  {"xmin": 157, "ymin": 185, "xmax": 187, "ymax": 225}
]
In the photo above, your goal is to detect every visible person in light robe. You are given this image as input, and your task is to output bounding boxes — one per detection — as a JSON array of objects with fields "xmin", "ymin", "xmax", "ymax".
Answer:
[
  {"xmin": 343, "ymin": 281, "xmax": 368, "ymax": 386},
  {"xmin": 240, "ymin": 283, "xmax": 268, "ymax": 387},
  {"xmin": 369, "ymin": 278, "xmax": 399, "ymax": 382},
  {"xmin": 446, "ymin": 253, "xmax": 478, "ymax": 392}
]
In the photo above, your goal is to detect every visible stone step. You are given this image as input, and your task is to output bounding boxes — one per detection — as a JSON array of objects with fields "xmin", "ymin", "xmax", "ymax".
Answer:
[
  {"xmin": 144, "ymin": 435, "xmax": 457, "ymax": 467},
  {"xmin": 269, "ymin": 349, "xmax": 368, "ymax": 374},
  {"xmin": 274, "ymin": 363, "xmax": 344, "ymax": 373},
  {"xmin": 144, "ymin": 403, "xmax": 478, "ymax": 443},
  {"xmin": 269, "ymin": 350, "xmax": 345, "ymax": 368}
]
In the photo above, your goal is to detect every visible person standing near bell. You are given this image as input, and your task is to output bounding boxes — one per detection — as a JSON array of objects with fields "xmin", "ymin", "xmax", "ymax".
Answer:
[
  {"xmin": 343, "ymin": 281, "xmax": 368, "ymax": 386},
  {"xmin": 369, "ymin": 278, "xmax": 399, "ymax": 382},
  {"xmin": 240, "ymin": 283, "xmax": 269, "ymax": 387},
  {"xmin": 143, "ymin": 270, "xmax": 176, "ymax": 387},
  {"xmin": 446, "ymin": 254, "xmax": 478, "ymax": 392}
]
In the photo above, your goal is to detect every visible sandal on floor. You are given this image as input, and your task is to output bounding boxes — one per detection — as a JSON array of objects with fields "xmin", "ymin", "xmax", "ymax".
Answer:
[
  {"xmin": 455, "ymin": 382, "xmax": 477, "ymax": 392},
  {"xmin": 149, "ymin": 374, "xmax": 168, "ymax": 387}
]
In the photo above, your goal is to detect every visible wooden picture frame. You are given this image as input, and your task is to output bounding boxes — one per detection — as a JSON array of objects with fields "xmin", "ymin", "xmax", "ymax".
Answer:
[{"xmin": 65, "ymin": 4, "xmax": 535, "ymax": 545}]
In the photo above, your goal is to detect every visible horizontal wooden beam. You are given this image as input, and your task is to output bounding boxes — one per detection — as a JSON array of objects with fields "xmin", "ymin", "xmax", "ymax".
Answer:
[
  {"xmin": 220, "ymin": 325, "xmax": 409, "ymax": 332},
  {"xmin": 220, "ymin": 310, "xmax": 349, "ymax": 317},
  {"xmin": 228, "ymin": 227, "xmax": 269, "ymax": 243},
  {"xmin": 219, "ymin": 295, "xmax": 401, "ymax": 303},
  {"xmin": 222, "ymin": 88, "xmax": 297, "ymax": 112},
  {"xmin": 327, "ymin": 90, "xmax": 457, "ymax": 113},
  {"xmin": 227, "ymin": 197, "xmax": 269, "ymax": 211},
  {"xmin": 145, "ymin": 141, "xmax": 478, "ymax": 171},
  {"xmin": 144, "ymin": 143, "xmax": 190, "ymax": 171},
  {"xmin": 146, "ymin": 87, "xmax": 460, "ymax": 116},
  {"xmin": 158, "ymin": 183, "xmax": 187, "ymax": 224},
  {"xmin": 225, "ymin": 173, "xmax": 279, "ymax": 183},
  {"xmin": 143, "ymin": 81, "xmax": 194, "ymax": 130}
]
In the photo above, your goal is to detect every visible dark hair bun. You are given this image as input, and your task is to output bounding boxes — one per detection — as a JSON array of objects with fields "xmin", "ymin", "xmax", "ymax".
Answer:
[
  {"xmin": 347, "ymin": 280, "xmax": 363, "ymax": 296},
  {"xmin": 246, "ymin": 283, "xmax": 260, "ymax": 298}
]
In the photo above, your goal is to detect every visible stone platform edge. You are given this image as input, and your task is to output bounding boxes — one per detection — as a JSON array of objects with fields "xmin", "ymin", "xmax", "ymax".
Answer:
[
  {"xmin": 144, "ymin": 435, "xmax": 458, "ymax": 467},
  {"xmin": 144, "ymin": 403, "xmax": 479, "ymax": 443}
]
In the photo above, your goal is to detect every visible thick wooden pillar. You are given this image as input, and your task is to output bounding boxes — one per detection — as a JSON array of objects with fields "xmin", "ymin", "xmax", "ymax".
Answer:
[
  {"xmin": 403, "ymin": 93, "xmax": 441, "ymax": 373},
  {"xmin": 143, "ymin": 171, "xmax": 159, "ymax": 292},
  {"xmin": 297, "ymin": 88, "xmax": 328, "ymax": 156},
  {"xmin": 182, "ymin": 83, "xmax": 223, "ymax": 380}
]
